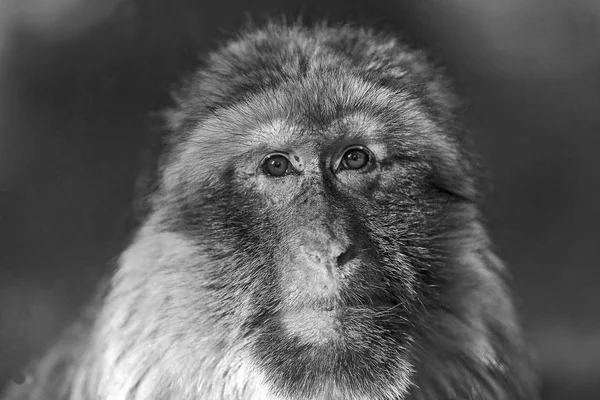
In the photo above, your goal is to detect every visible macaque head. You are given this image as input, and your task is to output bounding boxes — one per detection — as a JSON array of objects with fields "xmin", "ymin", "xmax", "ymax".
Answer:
[{"xmin": 146, "ymin": 23, "xmax": 497, "ymax": 399}]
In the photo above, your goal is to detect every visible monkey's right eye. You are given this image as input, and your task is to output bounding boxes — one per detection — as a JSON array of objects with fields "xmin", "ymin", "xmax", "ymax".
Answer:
[{"xmin": 262, "ymin": 154, "xmax": 291, "ymax": 177}]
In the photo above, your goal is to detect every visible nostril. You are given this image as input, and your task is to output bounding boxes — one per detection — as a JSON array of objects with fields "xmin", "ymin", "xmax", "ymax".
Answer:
[
  {"xmin": 336, "ymin": 246, "xmax": 357, "ymax": 267},
  {"xmin": 306, "ymin": 252, "xmax": 322, "ymax": 264},
  {"xmin": 300, "ymin": 243, "xmax": 356, "ymax": 269}
]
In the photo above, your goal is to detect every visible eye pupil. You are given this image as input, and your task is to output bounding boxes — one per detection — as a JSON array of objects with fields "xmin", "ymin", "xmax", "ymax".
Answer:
[
  {"xmin": 344, "ymin": 149, "xmax": 369, "ymax": 169},
  {"xmin": 264, "ymin": 155, "xmax": 289, "ymax": 177}
]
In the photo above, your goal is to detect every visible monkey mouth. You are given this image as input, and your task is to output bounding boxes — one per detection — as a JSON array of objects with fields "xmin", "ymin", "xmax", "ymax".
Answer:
[
  {"xmin": 279, "ymin": 298, "xmax": 402, "ymax": 344},
  {"xmin": 280, "ymin": 306, "xmax": 342, "ymax": 343},
  {"xmin": 284, "ymin": 294, "xmax": 399, "ymax": 316}
]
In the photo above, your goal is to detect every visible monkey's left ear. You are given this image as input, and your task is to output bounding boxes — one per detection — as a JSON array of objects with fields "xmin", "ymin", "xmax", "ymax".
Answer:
[{"xmin": 428, "ymin": 146, "xmax": 479, "ymax": 203}]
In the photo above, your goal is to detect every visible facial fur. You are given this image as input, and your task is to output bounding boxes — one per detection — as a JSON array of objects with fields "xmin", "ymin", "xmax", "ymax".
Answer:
[{"xmin": 3, "ymin": 22, "xmax": 538, "ymax": 400}]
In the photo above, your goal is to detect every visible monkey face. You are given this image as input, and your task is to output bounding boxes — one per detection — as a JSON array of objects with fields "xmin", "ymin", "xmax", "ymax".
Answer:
[
  {"xmin": 154, "ymin": 27, "xmax": 478, "ymax": 399},
  {"xmin": 159, "ymin": 82, "xmax": 473, "ymax": 398}
]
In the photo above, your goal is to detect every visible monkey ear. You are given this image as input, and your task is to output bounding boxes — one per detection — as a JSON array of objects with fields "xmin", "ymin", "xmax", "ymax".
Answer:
[
  {"xmin": 426, "ymin": 140, "xmax": 479, "ymax": 203},
  {"xmin": 432, "ymin": 161, "xmax": 478, "ymax": 202}
]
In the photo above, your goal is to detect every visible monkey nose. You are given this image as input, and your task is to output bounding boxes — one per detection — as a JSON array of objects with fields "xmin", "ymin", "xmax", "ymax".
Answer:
[{"xmin": 300, "ymin": 242, "xmax": 356, "ymax": 272}]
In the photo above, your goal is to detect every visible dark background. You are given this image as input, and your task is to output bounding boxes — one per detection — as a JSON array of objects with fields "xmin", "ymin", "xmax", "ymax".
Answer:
[{"xmin": 1, "ymin": 0, "xmax": 599, "ymax": 398}]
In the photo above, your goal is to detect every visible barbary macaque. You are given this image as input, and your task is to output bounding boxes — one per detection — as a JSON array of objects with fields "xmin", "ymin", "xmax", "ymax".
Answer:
[{"xmin": 3, "ymin": 21, "xmax": 538, "ymax": 400}]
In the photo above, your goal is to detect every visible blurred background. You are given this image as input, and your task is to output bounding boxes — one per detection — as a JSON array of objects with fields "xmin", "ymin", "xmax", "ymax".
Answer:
[{"xmin": 0, "ymin": 0, "xmax": 599, "ymax": 398}]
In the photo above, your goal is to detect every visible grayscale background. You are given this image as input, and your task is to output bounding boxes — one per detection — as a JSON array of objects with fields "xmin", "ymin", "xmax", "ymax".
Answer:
[{"xmin": 1, "ymin": 1, "xmax": 599, "ymax": 398}]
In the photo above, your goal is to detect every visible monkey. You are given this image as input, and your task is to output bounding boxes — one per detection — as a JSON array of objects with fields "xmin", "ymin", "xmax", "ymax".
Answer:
[{"xmin": 2, "ymin": 21, "xmax": 539, "ymax": 400}]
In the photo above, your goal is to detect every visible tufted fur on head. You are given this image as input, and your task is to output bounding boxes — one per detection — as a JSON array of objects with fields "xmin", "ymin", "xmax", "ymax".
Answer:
[{"xmin": 4, "ymin": 21, "xmax": 538, "ymax": 400}]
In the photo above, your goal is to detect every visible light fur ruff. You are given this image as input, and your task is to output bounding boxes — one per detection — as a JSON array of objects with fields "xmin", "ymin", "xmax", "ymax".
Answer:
[{"xmin": 4, "ymin": 21, "xmax": 538, "ymax": 400}]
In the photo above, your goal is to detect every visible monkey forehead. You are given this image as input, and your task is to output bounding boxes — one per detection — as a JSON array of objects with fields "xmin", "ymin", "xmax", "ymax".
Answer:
[
  {"xmin": 182, "ymin": 73, "xmax": 438, "ymax": 156},
  {"xmin": 193, "ymin": 112, "xmax": 385, "ymax": 155}
]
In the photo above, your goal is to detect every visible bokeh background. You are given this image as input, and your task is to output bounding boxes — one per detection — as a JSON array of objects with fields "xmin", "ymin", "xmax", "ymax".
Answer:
[{"xmin": 1, "ymin": 0, "xmax": 599, "ymax": 398}]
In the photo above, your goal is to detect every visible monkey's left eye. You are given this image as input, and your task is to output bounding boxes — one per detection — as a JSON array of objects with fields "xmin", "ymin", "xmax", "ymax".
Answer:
[
  {"xmin": 339, "ymin": 147, "xmax": 371, "ymax": 171},
  {"xmin": 262, "ymin": 154, "xmax": 291, "ymax": 177}
]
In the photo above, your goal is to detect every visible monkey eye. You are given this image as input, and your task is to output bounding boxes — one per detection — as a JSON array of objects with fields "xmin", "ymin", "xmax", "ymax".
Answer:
[
  {"xmin": 262, "ymin": 154, "xmax": 292, "ymax": 177},
  {"xmin": 339, "ymin": 146, "xmax": 371, "ymax": 171}
]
